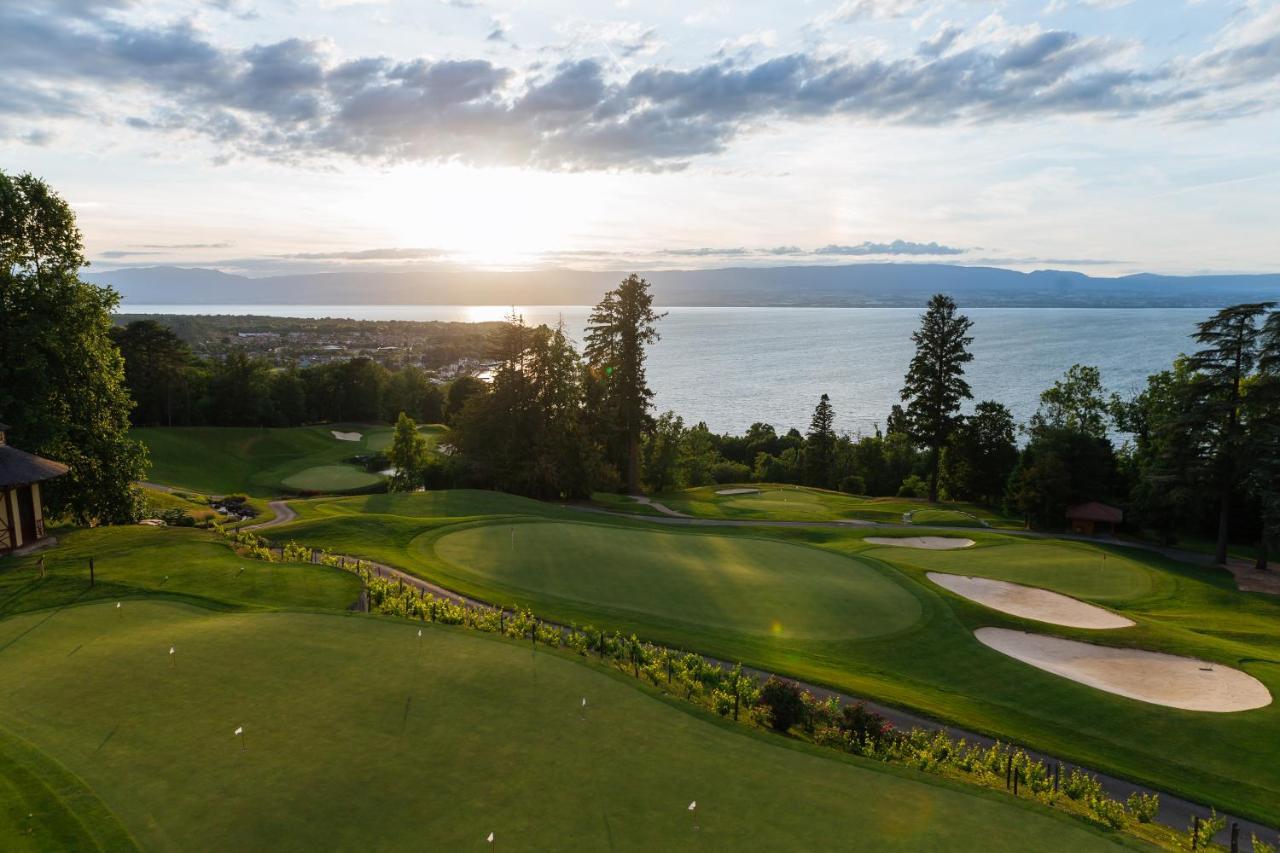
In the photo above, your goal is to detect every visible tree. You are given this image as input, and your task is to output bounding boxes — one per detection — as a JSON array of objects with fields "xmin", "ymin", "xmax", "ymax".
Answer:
[
  {"xmin": 1185, "ymin": 302, "xmax": 1274, "ymax": 564},
  {"xmin": 111, "ymin": 320, "xmax": 194, "ymax": 426},
  {"xmin": 0, "ymin": 171, "xmax": 148, "ymax": 523},
  {"xmin": 387, "ymin": 412, "xmax": 428, "ymax": 491},
  {"xmin": 900, "ymin": 294, "xmax": 974, "ymax": 502},
  {"xmin": 1031, "ymin": 364, "xmax": 1109, "ymax": 438},
  {"xmin": 383, "ymin": 365, "xmax": 440, "ymax": 424},
  {"xmin": 584, "ymin": 274, "xmax": 665, "ymax": 493},
  {"xmin": 642, "ymin": 411, "xmax": 684, "ymax": 493},
  {"xmin": 446, "ymin": 375, "xmax": 486, "ymax": 424},
  {"xmin": 678, "ymin": 422, "xmax": 720, "ymax": 487},
  {"xmin": 804, "ymin": 394, "xmax": 837, "ymax": 488},
  {"xmin": 940, "ymin": 400, "xmax": 1017, "ymax": 505},
  {"xmin": 758, "ymin": 677, "xmax": 806, "ymax": 732}
]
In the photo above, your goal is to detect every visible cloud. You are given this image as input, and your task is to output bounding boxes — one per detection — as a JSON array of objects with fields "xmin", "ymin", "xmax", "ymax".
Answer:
[
  {"xmin": 815, "ymin": 240, "xmax": 966, "ymax": 256},
  {"xmin": 276, "ymin": 247, "xmax": 447, "ymax": 260},
  {"xmin": 140, "ymin": 241, "xmax": 235, "ymax": 249},
  {"xmin": 658, "ymin": 247, "xmax": 750, "ymax": 256},
  {"xmin": 812, "ymin": 0, "xmax": 928, "ymax": 27},
  {"xmin": 2, "ymin": 2, "xmax": 1278, "ymax": 168}
]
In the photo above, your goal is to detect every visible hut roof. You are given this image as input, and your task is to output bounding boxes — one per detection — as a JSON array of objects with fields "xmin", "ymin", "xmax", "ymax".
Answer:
[
  {"xmin": 0, "ymin": 445, "xmax": 69, "ymax": 487},
  {"xmin": 1065, "ymin": 502, "xmax": 1123, "ymax": 523}
]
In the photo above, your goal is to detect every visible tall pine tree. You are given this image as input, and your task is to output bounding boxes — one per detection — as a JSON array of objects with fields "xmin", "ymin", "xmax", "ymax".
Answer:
[
  {"xmin": 1186, "ymin": 302, "xmax": 1273, "ymax": 564},
  {"xmin": 805, "ymin": 394, "xmax": 836, "ymax": 488},
  {"xmin": 584, "ymin": 275, "xmax": 665, "ymax": 493},
  {"xmin": 900, "ymin": 293, "xmax": 974, "ymax": 502}
]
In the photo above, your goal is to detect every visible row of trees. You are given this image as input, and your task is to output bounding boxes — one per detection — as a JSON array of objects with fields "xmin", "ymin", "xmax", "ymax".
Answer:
[{"xmin": 112, "ymin": 320, "xmax": 493, "ymax": 429}]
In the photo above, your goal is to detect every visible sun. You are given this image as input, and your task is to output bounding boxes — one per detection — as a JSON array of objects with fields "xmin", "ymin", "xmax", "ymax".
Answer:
[{"xmin": 372, "ymin": 164, "xmax": 605, "ymax": 269}]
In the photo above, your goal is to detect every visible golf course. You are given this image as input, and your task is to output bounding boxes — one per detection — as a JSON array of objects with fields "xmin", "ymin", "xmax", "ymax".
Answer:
[
  {"xmin": 260, "ymin": 490, "xmax": 1280, "ymax": 831},
  {"xmin": 0, "ymin": 527, "xmax": 1133, "ymax": 851},
  {"xmin": 133, "ymin": 424, "xmax": 446, "ymax": 496}
]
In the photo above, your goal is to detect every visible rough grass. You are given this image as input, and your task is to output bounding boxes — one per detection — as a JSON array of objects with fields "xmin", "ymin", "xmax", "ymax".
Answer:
[
  {"xmin": 0, "ymin": 600, "xmax": 1127, "ymax": 852},
  {"xmin": 265, "ymin": 491, "xmax": 1280, "ymax": 826}
]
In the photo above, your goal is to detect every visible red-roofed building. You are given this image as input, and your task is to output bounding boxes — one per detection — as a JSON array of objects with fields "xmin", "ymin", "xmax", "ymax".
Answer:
[{"xmin": 1066, "ymin": 502, "xmax": 1123, "ymax": 536}]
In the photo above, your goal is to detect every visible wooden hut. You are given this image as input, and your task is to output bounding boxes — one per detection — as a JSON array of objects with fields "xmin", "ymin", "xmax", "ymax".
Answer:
[
  {"xmin": 1065, "ymin": 501, "xmax": 1123, "ymax": 536},
  {"xmin": 0, "ymin": 423, "xmax": 68, "ymax": 555}
]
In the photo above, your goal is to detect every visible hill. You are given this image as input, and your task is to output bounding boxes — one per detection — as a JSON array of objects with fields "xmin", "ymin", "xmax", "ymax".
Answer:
[{"xmin": 87, "ymin": 263, "xmax": 1280, "ymax": 308}]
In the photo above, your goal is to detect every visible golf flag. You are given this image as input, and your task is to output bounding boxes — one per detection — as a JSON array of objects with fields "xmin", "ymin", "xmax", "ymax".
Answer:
[
  {"xmin": 688, "ymin": 801, "xmax": 696, "ymax": 811},
  {"xmin": 487, "ymin": 832, "xmax": 494, "ymax": 844},
  {"xmin": 417, "ymin": 628, "xmax": 423, "ymax": 638},
  {"xmin": 234, "ymin": 726, "xmax": 243, "ymax": 736},
  {"xmin": 582, "ymin": 697, "xmax": 587, "ymax": 707},
  {"xmin": 169, "ymin": 646, "xmax": 175, "ymax": 655},
  {"xmin": 116, "ymin": 602, "xmax": 121, "ymax": 609}
]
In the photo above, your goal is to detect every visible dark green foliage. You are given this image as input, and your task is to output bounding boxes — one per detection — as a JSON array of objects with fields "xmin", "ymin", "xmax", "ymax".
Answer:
[
  {"xmin": 641, "ymin": 411, "xmax": 684, "ymax": 492},
  {"xmin": 900, "ymin": 294, "xmax": 974, "ymax": 502},
  {"xmin": 804, "ymin": 394, "xmax": 837, "ymax": 488},
  {"xmin": 445, "ymin": 375, "xmax": 486, "ymax": 424},
  {"xmin": 0, "ymin": 170, "xmax": 148, "ymax": 523},
  {"xmin": 1030, "ymin": 364, "xmax": 1110, "ymax": 438},
  {"xmin": 940, "ymin": 401, "xmax": 1018, "ymax": 505},
  {"xmin": 758, "ymin": 676, "xmax": 806, "ymax": 732},
  {"xmin": 110, "ymin": 320, "xmax": 197, "ymax": 427},
  {"xmin": 584, "ymin": 274, "xmax": 665, "ymax": 493}
]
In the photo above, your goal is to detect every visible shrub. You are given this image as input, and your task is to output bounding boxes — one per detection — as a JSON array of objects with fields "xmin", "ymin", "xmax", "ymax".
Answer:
[
  {"xmin": 838, "ymin": 702, "xmax": 894, "ymax": 746},
  {"xmin": 1126, "ymin": 792, "xmax": 1159, "ymax": 823},
  {"xmin": 1063, "ymin": 769, "xmax": 1103, "ymax": 801},
  {"xmin": 1253, "ymin": 835, "xmax": 1277, "ymax": 853},
  {"xmin": 758, "ymin": 677, "xmax": 806, "ymax": 732},
  {"xmin": 1088, "ymin": 795, "xmax": 1126, "ymax": 829},
  {"xmin": 897, "ymin": 474, "xmax": 928, "ymax": 498},
  {"xmin": 158, "ymin": 507, "xmax": 195, "ymax": 527},
  {"xmin": 711, "ymin": 461, "xmax": 751, "ymax": 484},
  {"xmin": 838, "ymin": 474, "xmax": 865, "ymax": 495}
]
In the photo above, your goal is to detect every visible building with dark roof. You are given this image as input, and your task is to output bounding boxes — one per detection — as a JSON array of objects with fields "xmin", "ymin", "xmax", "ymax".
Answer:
[
  {"xmin": 1065, "ymin": 501, "xmax": 1123, "ymax": 536},
  {"xmin": 0, "ymin": 423, "xmax": 68, "ymax": 555}
]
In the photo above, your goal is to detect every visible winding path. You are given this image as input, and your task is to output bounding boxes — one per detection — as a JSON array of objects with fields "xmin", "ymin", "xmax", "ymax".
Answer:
[{"xmin": 248, "ymin": 497, "xmax": 1276, "ymax": 845}]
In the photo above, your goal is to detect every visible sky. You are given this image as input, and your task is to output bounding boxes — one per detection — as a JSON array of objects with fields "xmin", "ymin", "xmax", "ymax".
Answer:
[{"xmin": 2, "ymin": 0, "xmax": 1278, "ymax": 278}]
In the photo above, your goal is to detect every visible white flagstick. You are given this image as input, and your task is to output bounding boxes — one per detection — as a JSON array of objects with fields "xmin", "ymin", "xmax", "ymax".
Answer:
[
  {"xmin": 116, "ymin": 601, "xmax": 122, "ymax": 619},
  {"xmin": 234, "ymin": 725, "xmax": 245, "ymax": 750},
  {"xmin": 169, "ymin": 645, "xmax": 176, "ymax": 667},
  {"xmin": 689, "ymin": 800, "xmax": 698, "ymax": 831},
  {"xmin": 486, "ymin": 831, "xmax": 495, "ymax": 849}
]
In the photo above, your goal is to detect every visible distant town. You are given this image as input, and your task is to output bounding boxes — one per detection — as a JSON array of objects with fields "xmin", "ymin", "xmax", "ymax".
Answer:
[{"xmin": 113, "ymin": 313, "xmax": 502, "ymax": 379}]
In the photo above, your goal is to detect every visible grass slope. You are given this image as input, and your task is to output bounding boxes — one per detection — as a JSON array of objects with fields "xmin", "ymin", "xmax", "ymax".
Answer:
[
  {"xmin": 133, "ymin": 424, "xmax": 447, "ymax": 496},
  {"xmin": 267, "ymin": 491, "xmax": 1280, "ymax": 826},
  {"xmin": 650, "ymin": 484, "xmax": 1018, "ymax": 527},
  {"xmin": 0, "ymin": 601, "xmax": 1125, "ymax": 851}
]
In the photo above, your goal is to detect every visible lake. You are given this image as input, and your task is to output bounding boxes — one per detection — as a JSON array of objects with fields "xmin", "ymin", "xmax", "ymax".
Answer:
[{"xmin": 120, "ymin": 304, "xmax": 1209, "ymax": 436}]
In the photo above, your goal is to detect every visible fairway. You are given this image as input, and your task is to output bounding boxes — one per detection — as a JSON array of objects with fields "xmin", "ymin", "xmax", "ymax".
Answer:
[
  {"xmin": 133, "ymin": 424, "xmax": 445, "ymax": 496},
  {"xmin": 432, "ymin": 522, "xmax": 923, "ymax": 640},
  {"xmin": 869, "ymin": 541, "xmax": 1155, "ymax": 601},
  {"xmin": 0, "ymin": 602, "xmax": 1122, "ymax": 852}
]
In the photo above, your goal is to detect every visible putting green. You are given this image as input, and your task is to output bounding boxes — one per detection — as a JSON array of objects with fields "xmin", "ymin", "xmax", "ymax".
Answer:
[
  {"xmin": 0, "ymin": 602, "xmax": 1123, "ymax": 851},
  {"xmin": 281, "ymin": 465, "xmax": 382, "ymax": 492},
  {"xmin": 868, "ymin": 541, "xmax": 1154, "ymax": 602},
  {"xmin": 431, "ymin": 522, "xmax": 922, "ymax": 640}
]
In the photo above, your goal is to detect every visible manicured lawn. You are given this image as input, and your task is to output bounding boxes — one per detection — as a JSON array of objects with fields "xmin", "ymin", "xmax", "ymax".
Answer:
[
  {"xmin": 0, "ymin": 601, "xmax": 1126, "ymax": 851},
  {"xmin": 648, "ymin": 484, "xmax": 1019, "ymax": 527},
  {"xmin": 133, "ymin": 423, "xmax": 440, "ymax": 496},
  {"xmin": 266, "ymin": 492, "xmax": 1280, "ymax": 826},
  {"xmin": 0, "ymin": 526, "xmax": 361, "ymax": 617},
  {"xmin": 433, "ymin": 521, "xmax": 922, "ymax": 640}
]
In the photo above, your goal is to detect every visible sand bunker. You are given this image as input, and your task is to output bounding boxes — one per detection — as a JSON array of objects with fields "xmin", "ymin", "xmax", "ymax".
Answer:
[
  {"xmin": 975, "ymin": 628, "xmax": 1271, "ymax": 712},
  {"xmin": 716, "ymin": 488, "xmax": 760, "ymax": 496},
  {"xmin": 865, "ymin": 536, "xmax": 974, "ymax": 550},
  {"xmin": 331, "ymin": 430, "xmax": 362, "ymax": 441},
  {"xmin": 928, "ymin": 573, "xmax": 1134, "ymax": 629}
]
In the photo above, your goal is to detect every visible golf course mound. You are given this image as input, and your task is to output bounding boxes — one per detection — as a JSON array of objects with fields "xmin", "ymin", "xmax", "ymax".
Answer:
[
  {"xmin": 431, "ymin": 522, "xmax": 922, "ymax": 640},
  {"xmin": 281, "ymin": 464, "xmax": 382, "ymax": 493},
  {"xmin": 975, "ymin": 628, "xmax": 1273, "ymax": 712},
  {"xmin": 330, "ymin": 430, "xmax": 362, "ymax": 441},
  {"xmin": 866, "ymin": 536, "xmax": 975, "ymax": 550},
  {"xmin": 716, "ymin": 488, "xmax": 760, "ymax": 496},
  {"xmin": 928, "ymin": 573, "xmax": 1135, "ymax": 629},
  {"xmin": 0, "ymin": 602, "xmax": 1121, "ymax": 851}
]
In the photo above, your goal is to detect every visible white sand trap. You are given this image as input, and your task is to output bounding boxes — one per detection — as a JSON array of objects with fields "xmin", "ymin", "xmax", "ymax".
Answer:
[
  {"xmin": 865, "ymin": 536, "xmax": 974, "ymax": 550},
  {"xmin": 975, "ymin": 628, "xmax": 1272, "ymax": 712},
  {"xmin": 716, "ymin": 488, "xmax": 760, "ymax": 496},
  {"xmin": 331, "ymin": 430, "xmax": 362, "ymax": 441},
  {"xmin": 928, "ymin": 573, "xmax": 1134, "ymax": 629}
]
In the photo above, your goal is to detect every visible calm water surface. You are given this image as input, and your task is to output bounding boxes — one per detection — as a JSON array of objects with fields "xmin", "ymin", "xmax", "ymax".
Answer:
[{"xmin": 121, "ymin": 304, "xmax": 1207, "ymax": 435}]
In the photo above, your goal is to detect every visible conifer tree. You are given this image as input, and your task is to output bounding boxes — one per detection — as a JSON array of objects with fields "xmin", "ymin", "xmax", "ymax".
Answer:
[{"xmin": 900, "ymin": 293, "xmax": 974, "ymax": 502}]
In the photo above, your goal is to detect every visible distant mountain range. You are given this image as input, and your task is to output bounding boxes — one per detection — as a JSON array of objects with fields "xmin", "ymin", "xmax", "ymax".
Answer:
[{"xmin": 86, "ymin": 264, "xmax": 1280, "ymax": 308}]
